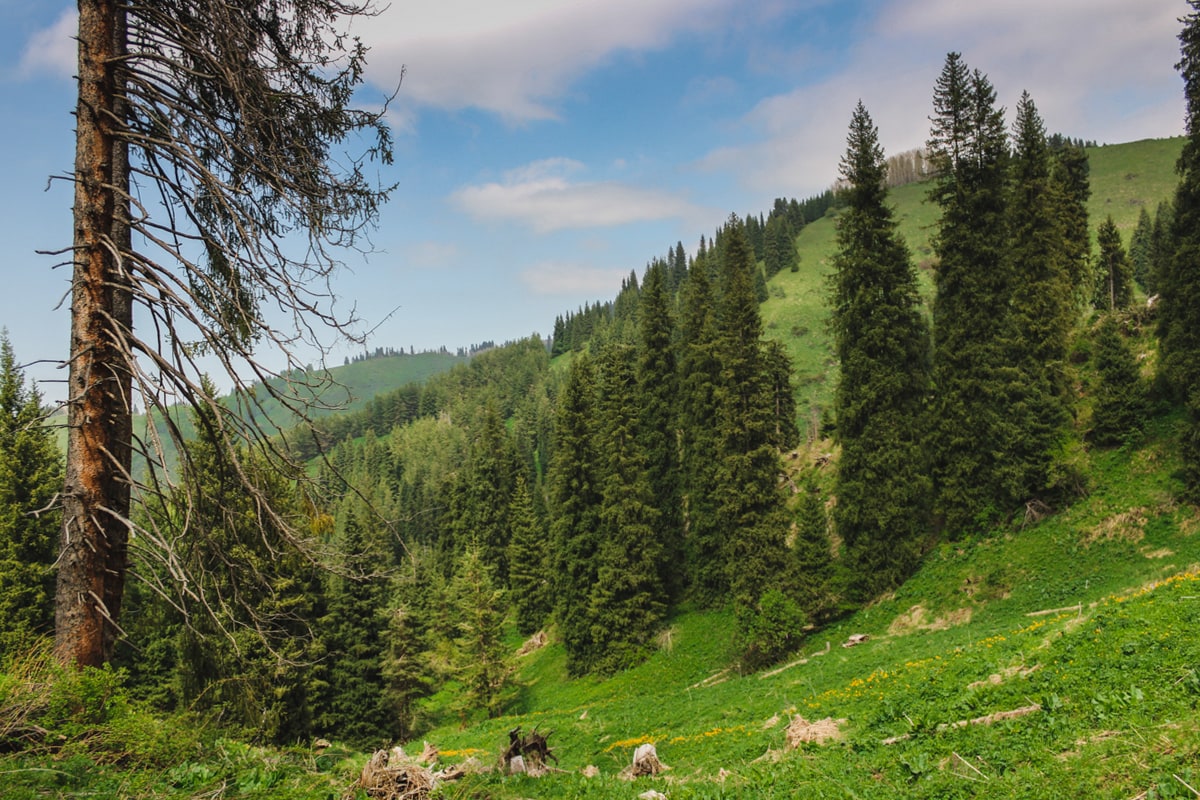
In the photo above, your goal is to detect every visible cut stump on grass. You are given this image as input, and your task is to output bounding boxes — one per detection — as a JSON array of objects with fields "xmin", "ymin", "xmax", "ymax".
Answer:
[
  {"xmin": 620, "ymin": 743, "xmax": 668, "ymax": 779},
  {"xmin": 354, "ymin": 749, "xmax": 434, "ymax": 800},
  {"xmin": 353, "ymin": 748, "xmax": 476, "ymax": 800}
]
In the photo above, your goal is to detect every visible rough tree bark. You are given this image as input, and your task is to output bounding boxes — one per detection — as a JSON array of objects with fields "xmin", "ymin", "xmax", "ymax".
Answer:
[{"xmin": 56, "ymin": 0, "xmax": 134, "ymax": 667}]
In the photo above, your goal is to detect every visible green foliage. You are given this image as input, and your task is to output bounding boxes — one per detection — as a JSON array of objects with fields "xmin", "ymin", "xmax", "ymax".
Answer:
[
  {"xmin": 1050, "ymin": 140, "xmax": 1093, "ymax": 301},
  {"xmin": 677, "ymin": 256, "xmax": 727, "ymax": 605},
  {"xmin": 712, "ymin": 219, "xmax": 793, "ymax": 652},
  {"xmin": 1090, "ymin": 315, "xmax": 1147, "ymax": 445},
  {"xmin": 1005, "ymin": 91, "xmax": 1077, "ymax": 507},
  {"xmin": 0, "ymin": 335, "xmax": 62, "ymax": 660},
  {"xmin": 829, "ymin": 101, "xmax": 932, "ymax": 598},
  {"xmin": 737, "ymin": 588, "xmax": 806, "ymax": 672},
  {"xmin": 587, "ymin": 343, "xmax": 668, "ymax": 675},
  {"xmin": 1131, "ymin": 205, "xmax": 1155, "ymax": 293},
  {"xmin": 314, "ymin": 508, "xmax": 393, "ymax": 747},
  {"xmin": 791, "ymin": 478, "xmax": 835, "ymax": 623},
  {"xmin": 636, "ymin": 261, "xmax": 684, "ymax": 601},
  {"xmin": 450, "ymin": 543, "xmax": 512, "ymax": 720},
  {"xmin": 1160, "ymin": 1, "xmax": 1200, "ymax": 500},
  {"xmin": 408, "ymin": 402, "xmax": 1200, "ymax": 800},
  {"xmin": 548, "ymin": 355, "xmax": 603, "ymax": 675},
  {"xmin": 380, "ymin": 603, "xmax": 434, "ymax": 742},
  {"xmin": 1094, "ymin": 214, "xmax": 1135, "ymax": 310},
  {"xmin": 122, "ymin": 382, "xmax": 324, "ymax": 745},
  {"xmin": 505, "ymin": 474, "xmax": 553, "ymax": 635},
  {"xmin": 926, "ymin": 53, "xmax": 1015, "ymax": 533}
]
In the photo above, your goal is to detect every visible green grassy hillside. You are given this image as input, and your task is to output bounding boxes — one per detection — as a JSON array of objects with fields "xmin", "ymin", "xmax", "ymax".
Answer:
[
  {"xmin": 763, "ymin": 137, "xmax": 1184, "ymax": 420},
  {"xmin": 51, "ymin": 350, "xmax": 465, "ymax": 467},
  {"xmin": 415, "ymin": 412, "xmax": 1200, "ymax": 798}
]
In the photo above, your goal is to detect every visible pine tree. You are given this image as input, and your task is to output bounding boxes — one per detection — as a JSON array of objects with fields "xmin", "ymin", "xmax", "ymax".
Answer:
[
  {"xmin": 1150, "ymin": 200, "xmax": 1176, "ymax": 297},
  {"xmin": 1050, "ymin": 141, "xmax": 1092, "ymax": 301},
  {"xmin": 1090, "ymin": 315, "xmax": 1146, "ymax": 446},
  {"xmin": 711, "ymin": 218, "xmax": 792, "ymax": 652},
  {"xmin": 830, "ymin": 102, "xmax": 931, "ymax": 599},
  {"xmin": 0, "ymin": 335, "xmax": 63, "ymax": 659},
  {"xmin": 792, "ymin": 477, "xmax": 834, "ymax": 624},
  {"xmin": 636, "ymin": 261, "xmax": 684, "ymax": 600},
  {"xmin": 316, "ymin": 507, "xmax": 392, "ymax": 746},
  {"xmin": 136, "ymin": 385, "xmax": 323, "ymax": 743},
  {"xmin": 381, "ymin": 603, "xmax": 434, "ymax": 742},
  {"xmin": 548, "ymin": 356, "xmax": 603, "ymax": 674},
  {"xmin": 926, "ymin": 53, "xmax": 1013, "ymax": 532},
  {"xmin": 450, "ymin": 543, "xmax": 510, "ymax": 719},
  {"xmin": 1160, "ymin": 0, "xmax": 1200, "ymax": 499},
  {"xmin": 1130, "ymin": 207, "xmax": 1155, "ymax": 294},
  {"xmin": 677, "ymin": 256, "xmax": 726, "ymax": 604},
  {"xmin": 1003, "ymin": 91, "xmax": 1076, "ymax": 505},
  {"xmin": 505, "ymin": 475, "xmax": 552, "ymax": 635},
  {"xmin": 458, "ymin": 402, "xmax": 516, "ymax": 584},
  {"xmin": 587, "ymin": 343, "xmax": 667, "ymax": 674},
  {"xmin": 763, "ymin": 339, "xmax": 800, "ymax": 450},
  {"xmin": 763, "ymin": 213, "xmax": 794, "ymax": 279},
  {"xmin": 1094, "ymin": 215, "xmax": 1135, "ymax": 311}
]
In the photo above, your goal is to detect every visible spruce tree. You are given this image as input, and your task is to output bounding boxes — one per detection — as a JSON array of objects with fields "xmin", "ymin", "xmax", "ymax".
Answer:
[
  {"xmin": 138, "ymin": 385, "xmax": 323, "ymax": 743},
  {"xmin": 588, "ymin": 342, "xmax": 666, "ymax": 674},
  {"xmin": 1090, "ymin": 315, "xmax": 1146, "ymax": 446},
  {"xmin": 763, "ymin": 214, "xmax": 794, "ymax": 279},
  {"xmin": 1150, "ymin": 200, "xmax": 1176, "ymax": 297},
  {"xmin": 0, "ymin": 335, "xmax": 62, "ymax": 659},
  {"xmin": 1094, "ymin": 215, "xmax": 1135, "ymax": 311},
  {"xmin": 1160, "ymin": 0, "xmax": 1200, "ymax": 499},
  {"xmin": 830, "ymin": 102, "xmax": 931, "ymax": 599},
  {"xmin": 763, "ymin": 339, "xmax": 801, "ymax": 450},
  {"xmin": 381, "ymin": 603, "xmax": 434, "ymax": 742},
  {"xmin": 1003, "ymin": 91, "xmax": 1076, "ymax": 505},
  {"xmin": 676, "ymin": 256, "xmax": 726, "ymax": 604},
  {"xmin": 1130, "ymin": 207, "xmax": 1155, "ymax": 294},
  {"xmin": 457, "ymin": 402, "xmax": 516, "ymax": 584},
  {"xmin": 1050, "ymin": 141, "xmax": 1092, "ymax": 301},
  {"xmin": 637, "ymin": 261, "xmax": 685, "ymax": 600},
  {"xmin": 505, "ymin": 474, "xmax": 552, "ymax": 635},
  {"xmin": 792, "ymin": 477, "xmax": 834, "ymax": 624},
  {"xmin": 711, "ymin": 218, "xmax": 792, "ymax": 653},
  {"xmin": 548, "ymin": 356, "xmax": 603, "ymax": 674},
  {"xmin": 450, "ymin": 542, "xmax": 510, "ymax": 719},
  {"xmin": 316, "ymin": 507, "xmax": 392, "ymax": 746},
  {"xmin": 926, "ymin": 53, "xmax": 1013, "ymax": 532}
]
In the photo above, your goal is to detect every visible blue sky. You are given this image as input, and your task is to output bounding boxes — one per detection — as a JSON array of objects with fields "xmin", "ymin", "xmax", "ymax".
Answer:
[{"xmin": 0, "ymin": 0, "xmax": 1187, "ymax": 402}]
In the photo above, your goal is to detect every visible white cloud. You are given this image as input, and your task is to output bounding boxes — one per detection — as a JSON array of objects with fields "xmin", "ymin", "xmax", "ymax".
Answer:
[
  {"xmin": 698, "ymin": 0, "xmax": 1185, "ymax": 198},
  {"xmin": 451, "ymin": 158, "xmax": 701, "ymax": 232},
  {"xmin": 360, "ymin": 0, "xmax": 737, "ymax": 122},
  {"xmin": 20, "ymin": 9, "xmax": 76, "ymax": 80},
  {"xmin": 519, "ymin": 261, "xmax": 630, "ymax": 295}
]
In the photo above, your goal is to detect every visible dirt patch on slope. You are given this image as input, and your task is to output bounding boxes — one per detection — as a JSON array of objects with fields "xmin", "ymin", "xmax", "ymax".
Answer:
[{"xmin": 888, "ymin": 605, "xmax": 972, "ymax": 636}]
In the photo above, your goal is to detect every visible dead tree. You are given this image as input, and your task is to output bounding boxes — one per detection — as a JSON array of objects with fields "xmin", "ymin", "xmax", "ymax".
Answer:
[{"xmin": 54, "ymin": 0, "xmax": 394, "ymax": 666}]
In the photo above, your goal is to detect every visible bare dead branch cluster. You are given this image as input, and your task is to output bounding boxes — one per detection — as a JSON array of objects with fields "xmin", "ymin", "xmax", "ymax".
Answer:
[{"xmin": 56, "ymin": 0, "xmax": 396, "ymax": 665}]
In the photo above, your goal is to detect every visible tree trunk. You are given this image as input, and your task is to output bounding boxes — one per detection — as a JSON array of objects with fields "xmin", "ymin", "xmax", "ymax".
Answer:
[{"xmin": 55, "ymin": 0, "xmax": 133, "ymax": 667}]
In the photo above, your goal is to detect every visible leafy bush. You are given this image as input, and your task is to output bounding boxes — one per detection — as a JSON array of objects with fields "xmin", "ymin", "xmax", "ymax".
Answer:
[
  {"xmin": 738, "ymin": 588, "xmax": 806, "ymax": 671},
  {"xmin": 1, "ymin": 640, "xmax": 203, "ymax": 766}
]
